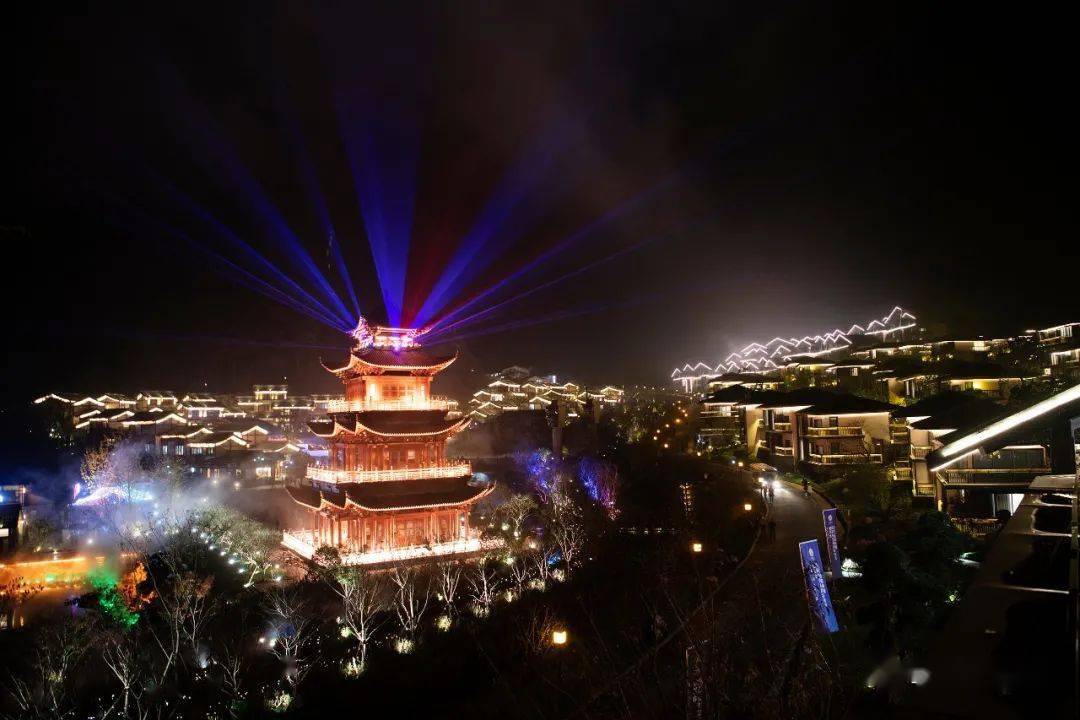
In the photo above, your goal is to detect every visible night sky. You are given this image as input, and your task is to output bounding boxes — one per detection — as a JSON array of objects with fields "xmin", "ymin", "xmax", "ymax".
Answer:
[{"xmin": 5, "ymin": 1, "xmax": 1077, "ymax": 406}]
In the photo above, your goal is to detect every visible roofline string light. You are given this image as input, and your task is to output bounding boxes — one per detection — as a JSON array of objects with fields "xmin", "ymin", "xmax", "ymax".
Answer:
[{"xmin": 672, "ymin": 306, "xmax": 917, "ymax": 379}]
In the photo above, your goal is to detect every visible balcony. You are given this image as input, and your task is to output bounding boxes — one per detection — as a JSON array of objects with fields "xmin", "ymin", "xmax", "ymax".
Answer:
[
  {"xmin": 324, "ymin": 396, "xmax": 458, "ymax": 413},
  {"xmin": 772, "ymin": 446, "xmax": 794, "ymax": 457},
  {"xmin": 940, "ymin": 467, "xmax": 1050, "ymax": 485},
  {"xmin": 807, "ymin": 453, "xmax": 883, "ymax": 465},
  {"xmin": 910, "ymin": 446, "xmax": 932, "ymax": 460},
  {"xmin": 307, "ymin": 463, "xmax": 472, "ymax": 484},
  {"xmin": 282, "ymin": 530, "xmax": 503, "ymax": 566},
  {"xmin": 804, "ymin": 425, "xmax": 863, "ymax": 437},
  {"xmin": 766, "ymin": 422, "xmax": 792, "ymax": 433}
]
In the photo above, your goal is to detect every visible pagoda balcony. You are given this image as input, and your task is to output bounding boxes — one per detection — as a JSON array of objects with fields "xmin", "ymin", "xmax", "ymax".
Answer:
[
  {"xmin": 324, "ymin": 396, "xmax": 458, "ymax": 413},
  {"xmin": 306, "ymin": 462, "xmax": 473, "ymax": 484},
  {"xmin": 282, "ymin": 530, "xmax": 504, "ymax": 566}
]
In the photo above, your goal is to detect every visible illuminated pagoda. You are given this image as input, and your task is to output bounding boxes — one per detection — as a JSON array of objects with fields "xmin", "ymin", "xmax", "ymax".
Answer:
[{"xmin": 282, "ymin": 320, "xmax": 497, "ymax": 565}]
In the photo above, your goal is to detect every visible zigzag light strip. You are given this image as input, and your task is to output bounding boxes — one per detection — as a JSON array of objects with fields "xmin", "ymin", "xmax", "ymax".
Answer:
[{"xmin": 671, "ymin": 306, "xmax": 915, "ymax": 379}]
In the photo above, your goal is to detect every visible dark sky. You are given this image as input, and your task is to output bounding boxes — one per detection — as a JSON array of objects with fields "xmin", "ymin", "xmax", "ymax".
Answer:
[{"xmin": 5, "ymin": 0, "xmax": 1077, "ymax": 404}]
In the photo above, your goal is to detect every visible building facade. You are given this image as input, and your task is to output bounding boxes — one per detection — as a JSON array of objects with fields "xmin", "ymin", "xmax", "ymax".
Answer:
[{"xmin": 283, "ymin": 322, "xmax": 497, "ymax": 566}]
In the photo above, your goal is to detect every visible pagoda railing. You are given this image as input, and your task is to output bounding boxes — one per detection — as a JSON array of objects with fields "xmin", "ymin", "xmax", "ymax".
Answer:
[
  {"xmin": 324, "ymin": 396, "xmax": 458, "ymax": 413},
  {"xmin": 307, "ymin": 462, "xmax": 472, "ymax": 484}
]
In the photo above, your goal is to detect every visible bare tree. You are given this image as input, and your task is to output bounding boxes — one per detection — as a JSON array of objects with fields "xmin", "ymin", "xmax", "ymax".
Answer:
[
  {"xmin": 435, "ymin": 560, "xmax": 464, "ymax": 617},
  {"xmin": 548, "ymin": 496, "xmax": 587, "ymax": 577},
  {"xmin": 529, "ymin": 542, "xmax": 555, "ymax": 588},
  {"xmin": 146, "ymin": 540, "xmax": 215, "ymax": 683},
  {"xmin": 328, "ymin": 567, "xmax": 386, "ymax": 671},
  {"xmin": 217, "ymin": 643, "xmax": 247, "ymax": 719},
  {"xmin": 468, "ymin": 555, "xmax": 502, "ymax": 617},
  {"xmin": 103, "ymin": 631, "xmax": 142, "ymax": 718},
  {"xmin": 517, "ymin": 604, "xmax": 560, "ymax": 658},
  {"xmin": 9, "ymin": 616, "xmax": 96, "ymax": 718},
  {"xmin": 263, "ymin": 587, "xmax": 319, "ymax": 693},
  {"xmin": 495, "ymin": 493, "xmax": 537, "ymax": 539},
  {"xmin": 508, "ymin": 554, "xmax": 531, "ymax": 595},
  {"xmin": 389, "ymin": 565, "xmax": 431, "ymax": 650}
]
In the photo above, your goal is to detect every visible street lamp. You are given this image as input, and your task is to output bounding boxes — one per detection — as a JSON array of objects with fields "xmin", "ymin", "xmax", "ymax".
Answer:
[
  {"xmin": 552, "ymin": 629, "xmax": 568, "ymax": 646},
  {"xmin": 743, "ymin": 503, "xmax": 753, "ymax": 512},
  {"xmin": 691, "ymin": 541, "xmax": 703, "ymax": 553}
]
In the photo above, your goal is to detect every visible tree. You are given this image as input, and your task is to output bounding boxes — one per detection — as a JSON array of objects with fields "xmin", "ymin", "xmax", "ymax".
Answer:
[
  {"xmin": 495, "ymin": 494, "xmax": 537, "ymax": 539},
  {"xmin": 468, "ymin": 555, "xmax": 502, "ymax": 617},
  {"xmin": 191, "ymin": 506, "xmax": 281, "ymax": 587},
  {"xmin": 263, "ymin": 587, "xmax": 319, "ymax": 694},
  {"xmin": 0, "ymin": 578, "xmax": 43, "ymax": 625},
  {"xmin": 547, "ymin": 489, "xmax": 587, "ymax": 576},
  {"xmin": 578, "ymin": 457, "xmax": 620, "ymax": 518},
  {"xmin": 102, "ymin": 630, "xmax": 143, "ymax": 718},
  {"xmin": 528, "ymin": 542, "xmax": 556, "ymax": 589},
  {"xmin": 7, "ymin": 616, "xmax": 96, "ymax": 718},
  {"xmin": 435, "ymin": 560, "xmax": 464, "ymax": 617},
  {"xmin": 389, "ymin": 565, "xmax": 431, "ymax": 651},
  {"xmin": 327, "ymin": 567, "xmax": 386, "ymax": 672},
  {"xmin": 81, "ymin": 435, "xmax": 119, "ymax": 491}
]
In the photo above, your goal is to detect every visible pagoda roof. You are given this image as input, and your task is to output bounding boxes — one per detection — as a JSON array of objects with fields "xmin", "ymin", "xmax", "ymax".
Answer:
[
  {"xmin": 323, "ymin": 346, "xmax": 457, "ymax": 377},
  {"xmin": 286, "ymin": 475, "xmax": 493, "ymax": 512},
  {"xmin": 308, "ymin": 410, "xmax": 470, "ymax": 438}
]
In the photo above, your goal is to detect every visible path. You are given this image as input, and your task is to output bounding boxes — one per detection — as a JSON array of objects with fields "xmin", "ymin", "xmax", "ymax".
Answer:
[{"xmin": 571, "ymin": 471, "xmax": 837, "ymax": 717}]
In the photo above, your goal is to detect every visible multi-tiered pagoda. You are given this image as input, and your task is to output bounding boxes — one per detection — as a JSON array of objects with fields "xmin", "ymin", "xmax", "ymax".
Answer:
[{"xmin": 283, "ymin": 320, "xmax": 495, "ymax": 565}]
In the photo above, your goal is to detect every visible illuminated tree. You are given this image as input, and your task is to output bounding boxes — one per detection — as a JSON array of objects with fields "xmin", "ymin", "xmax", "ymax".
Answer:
[
  {"xmin": 548, "ymin": 492, "xmax": 586, "ymax": 576},
  {"xmin": 191, "ymin": 506, "xmax": 281, "ymax": 587},
  {"xmin": 528, "ymin": 542, "xmax": 555, "ymax": 588},
  {"xmin": 494, "ymin": 494, "xmax": 537, "ymax": 539},
  {"xmin": 80, "ymin": 435, "xmax": 119, "ymax": 491},
  {"xmin": 389, "ymin": 565, "xmax": 431, "ymax": 649},
  {"xmin": 467, "ymin": 555, "xmax": 502, "ymax": 616},
  {"xmin": 0, "ymin": 577, "xmax": 43, "ymax": 625},
  {"xmin": 6, "ymin": 616, "xmax": 95, "ymax": 717},
  {"xmin": 263, "ymin": 587, "xmax": 319, "ymax": 693},
  {"xmin": 435, "ymin": 560, "xmax": 464, "ymax": 617},
  {"xmin": 578, "ymin": 457, "xmax": 620, "ymax": 518},
  {"xmin": 508, "ymin": 553, "xmax": 531, "ymax": 595},
  {"xmin": 327, "ymin": 567, "xmax": 386, "ymax": 672},
  {"xmin": 102, "ymin": 630, "xmax": 143, "ymax": 718}
]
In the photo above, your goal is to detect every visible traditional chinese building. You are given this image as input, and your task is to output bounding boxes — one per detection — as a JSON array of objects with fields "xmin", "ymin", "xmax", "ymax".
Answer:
[{"xmin": 282, "ymin": 321, "xmax": 496, "ymax": 565}]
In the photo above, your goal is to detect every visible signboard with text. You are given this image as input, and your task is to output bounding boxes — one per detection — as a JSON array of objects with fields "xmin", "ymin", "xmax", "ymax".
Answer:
[
  {"xmin": 799, "ymin": 539, "xmax": 840, "ymax": 633},
  {"xmin": 822, "ymin": 508, "xmax": 842, "ymax": 580}
]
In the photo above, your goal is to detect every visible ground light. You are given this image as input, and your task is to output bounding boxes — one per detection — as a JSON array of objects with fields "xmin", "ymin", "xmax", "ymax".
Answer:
[{"xmin": 551, "ymin": 629, "xmax": 568, "ymax": 646}]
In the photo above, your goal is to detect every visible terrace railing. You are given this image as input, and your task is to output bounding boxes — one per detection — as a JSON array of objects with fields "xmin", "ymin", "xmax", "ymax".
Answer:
[
  {"xmin": 306, "ymin": 462, "xmax": 472, "ymax": 484},
  {"xmin": 324, "ymin": 396, "xmax": 458, "ymax": 413},
  {"xmin": 804, "ymin": 426, "xmax": 864, "ymax": 437},
  {"xmin": 807, "ymin": 453, "xmax": 883, "ymax": 465}
]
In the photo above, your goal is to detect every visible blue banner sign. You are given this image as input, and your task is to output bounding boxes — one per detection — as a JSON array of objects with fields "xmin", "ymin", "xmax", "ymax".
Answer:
[
  {"xmin": 822, "ymin": 508, "xmax": 842, "ymax": 580},
  {"xmin": 799, "ymin": 539, "xmax": 840, "ymax": 633}
]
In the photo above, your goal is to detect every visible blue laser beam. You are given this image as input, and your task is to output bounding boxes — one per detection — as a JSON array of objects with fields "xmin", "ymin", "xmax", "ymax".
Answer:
[
  {"xmin": 411, "ymin": 102, "xmax": 587, "ymax": 327},
  {"xmin": 140, "ymin": 166, "xmax": 352, "ymax": 329},
  {"xmin": 426, "ymin": 210, "xmax": 722, "ymax": 341},
  {"xmin": 276, "ymin": 86, "xmax": 362, "ymax": 322},
  {"xmin": 153, "ymin": 59, "xmax": 354, "ymax": 327}
]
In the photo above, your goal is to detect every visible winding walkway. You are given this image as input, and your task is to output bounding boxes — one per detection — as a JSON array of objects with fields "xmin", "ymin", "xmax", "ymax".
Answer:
[{"xmin": 569, "ymin": 471, "xmax": 835, "ymax": 717}]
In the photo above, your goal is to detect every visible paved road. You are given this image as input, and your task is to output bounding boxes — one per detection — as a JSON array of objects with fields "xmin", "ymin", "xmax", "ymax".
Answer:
[
  {"xmin": 680, "ymin": 474, "xmax": 839, "ymax": 714},
  {"xmin": 575, "ymin": 472, "xmax": 837, "ymax": 717}
]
